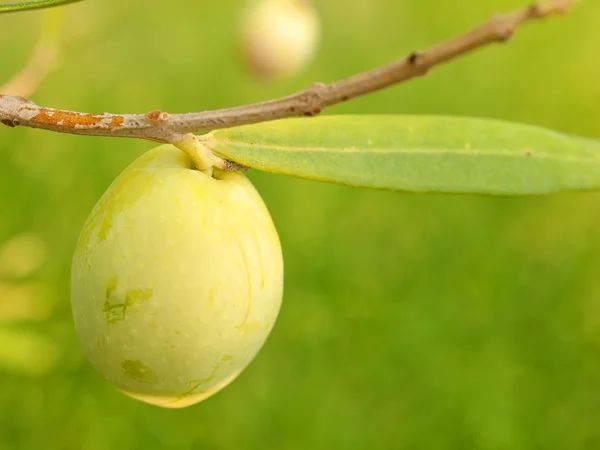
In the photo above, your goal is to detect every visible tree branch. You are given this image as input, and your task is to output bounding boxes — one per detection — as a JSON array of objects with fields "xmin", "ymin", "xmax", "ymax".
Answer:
[
  {"xmin": 0, "ymin": 43, "xmax": 59, "ymax": 99},
  {"xmin": 0, "ymin": 9, "xmax": 64, "ymax": 98},
  {"xmin": 0, "ymin": 0, "xmax": 581, "ymax": 144}
]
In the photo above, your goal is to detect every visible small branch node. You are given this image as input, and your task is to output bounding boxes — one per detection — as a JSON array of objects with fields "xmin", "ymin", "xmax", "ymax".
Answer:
[
  {"xmin": 146, "ymin": 110, "xmax": 170, "ymax": 123},
  {"xmin": 407, "ymin": 52, "xmax": 420, "ymax": 65},
  {"xmin": 528, "ymin": 3, "xmax": 542, "ymax": 17},
  {"xmin": 407, "ymin": 51, "xmax": 429, "ymax": 75},
  {"xmin": 1, "ymin": 118, "xmax": 17, "ymax": 128}
]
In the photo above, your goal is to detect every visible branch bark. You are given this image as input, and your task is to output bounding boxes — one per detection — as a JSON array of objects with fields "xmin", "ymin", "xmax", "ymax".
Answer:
[{"xmin": 0, "ymin": 0, "xmax": 581, "ymax": 144}]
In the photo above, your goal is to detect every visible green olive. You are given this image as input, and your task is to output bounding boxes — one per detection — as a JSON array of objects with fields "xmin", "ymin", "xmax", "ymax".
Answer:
[{"xmin": 71, "ymin": 145, "xmax": 283, "ymax": 408}]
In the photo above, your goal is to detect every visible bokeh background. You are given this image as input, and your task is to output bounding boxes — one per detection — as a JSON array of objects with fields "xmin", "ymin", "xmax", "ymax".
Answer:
[{"xmin": 1, "ymin": 0, "xmax": 600, "ymax": 449}]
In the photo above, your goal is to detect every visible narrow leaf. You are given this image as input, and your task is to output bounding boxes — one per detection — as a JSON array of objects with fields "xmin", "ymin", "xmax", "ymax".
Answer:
[
  {"xmin": 203, "ymin": 115, "xmax": 600, "ymax": 195},
  {"xmin": 0, "ymin": 0, "xmax": 82, "ymax": 14}
]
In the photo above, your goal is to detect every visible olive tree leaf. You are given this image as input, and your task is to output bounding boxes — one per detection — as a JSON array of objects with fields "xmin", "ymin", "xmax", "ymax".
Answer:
[
  {"xmin": 202, "ymin": 115, "xmax": 600, "ymax": 195},
  {"xmin": 0, "ymin": 0, "xmax": 82, "ymax": 14}
]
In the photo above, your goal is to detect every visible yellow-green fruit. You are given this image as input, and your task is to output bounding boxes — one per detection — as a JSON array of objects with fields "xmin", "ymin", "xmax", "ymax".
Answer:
[{"xmin": 71, "ymin": 145, "xmax": 283, "ymax": 408}]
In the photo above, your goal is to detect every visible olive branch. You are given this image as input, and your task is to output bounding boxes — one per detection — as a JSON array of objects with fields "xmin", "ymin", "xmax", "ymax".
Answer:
[{"xmin": 0, "ymin": 0, "xmax": 581, "ymax": 146}]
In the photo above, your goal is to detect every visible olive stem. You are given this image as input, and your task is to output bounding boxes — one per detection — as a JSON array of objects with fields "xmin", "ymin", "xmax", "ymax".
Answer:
[
  {"xmin": 0, "ymin": 0, "xmax": 581, "ymax": 143},
  {"xmin": 173, "ymin": 134, "xmax": 218, "ymax": 175}
]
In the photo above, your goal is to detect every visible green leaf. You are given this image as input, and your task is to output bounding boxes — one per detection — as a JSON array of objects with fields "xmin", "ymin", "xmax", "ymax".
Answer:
[
  {"xmin": 203, "ymin": 115, "xmax": 600, "ymax": 195},
  {"xmin": 0, "ymin": 0, "xmax": 82, "ymax": 14}
]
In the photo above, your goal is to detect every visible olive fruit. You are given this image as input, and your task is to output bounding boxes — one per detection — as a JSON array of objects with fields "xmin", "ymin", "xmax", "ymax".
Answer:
[
  {"xmin": 239, "ymin": 0, "xmax": 320, "ymax": 80},
  {"xmin": 71, "ymin": 145, "xmax": 284, "ymax": 408}
]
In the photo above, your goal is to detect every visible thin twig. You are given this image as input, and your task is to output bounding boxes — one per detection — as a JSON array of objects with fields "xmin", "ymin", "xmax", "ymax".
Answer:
[
  {"xmin": 0, "ymin": 10, "xmax": 63, "ymax": 97},
  {"xmin": 0, "ymin": 43, "xmax": 59, "ymax": 98},
  {"xmin": 0, "ymin": 0, "xmax": 580, "ymax": 144}
]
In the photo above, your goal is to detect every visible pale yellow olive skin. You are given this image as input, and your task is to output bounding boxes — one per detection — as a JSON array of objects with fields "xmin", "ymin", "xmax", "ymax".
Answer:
[{"xmin": 71, "ymin": 145, "xmax": 283, "ymax": 408}]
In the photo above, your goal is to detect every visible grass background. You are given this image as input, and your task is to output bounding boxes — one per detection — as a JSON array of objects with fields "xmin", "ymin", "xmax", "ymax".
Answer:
[{"xmin": 1, "ymin": 0, "xmax": 600, "ymax": 448}]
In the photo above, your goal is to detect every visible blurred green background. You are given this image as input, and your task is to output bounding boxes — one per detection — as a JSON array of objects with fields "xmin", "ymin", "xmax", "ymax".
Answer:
[{"xmin": 1, "ymin": 0, "xmax": 600, "ymax": 449}]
